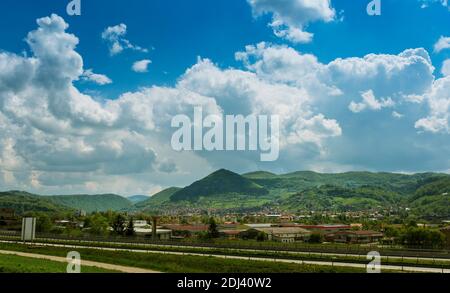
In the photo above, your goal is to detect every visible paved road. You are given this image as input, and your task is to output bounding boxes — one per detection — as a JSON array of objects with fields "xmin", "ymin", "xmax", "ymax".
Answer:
[
  {"xmin": 0, "ymin": 249, "xmax": 159, "ymax": 273},
  {"xmin": 1, "ymin": 240, "xmax": 449, "ymax": 273}
]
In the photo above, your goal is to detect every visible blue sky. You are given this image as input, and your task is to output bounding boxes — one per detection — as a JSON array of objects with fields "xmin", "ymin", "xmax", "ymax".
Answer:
[
  {"xmin": 1, "ymin": 0, "xmax": 448, "ymax": 95},
  {"xmin": 0, "ymin": 0, "xmax": 449, "ymax": 195}
]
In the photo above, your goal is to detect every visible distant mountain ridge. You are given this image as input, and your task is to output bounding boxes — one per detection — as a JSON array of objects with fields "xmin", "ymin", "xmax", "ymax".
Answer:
[
  {"xmin": 0, "ymin": 192, "xmax": 133, "ymax": 214},
  {"xmin": 127, "ymin": 195, "xmax": 150, "ymax": 204},
  {"xmin": 1, "ymin": 170, "xmax": 449, "ymax": 218},
  {"xmin": 0, "ymin": 191, "xmax": 71, "ymax": 214},
  {"xmin": 47, "ymin": 194, "xmax": 133, "ymax": 213}
]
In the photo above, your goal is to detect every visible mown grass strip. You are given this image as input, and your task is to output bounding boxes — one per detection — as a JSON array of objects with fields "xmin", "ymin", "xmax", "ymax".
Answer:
[{"xmin": 0, "ymin": 253, "xmax": 117, "ymax": 273}]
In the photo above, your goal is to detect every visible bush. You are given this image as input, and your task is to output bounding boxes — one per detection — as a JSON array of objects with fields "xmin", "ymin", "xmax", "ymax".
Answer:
[
  {"xmin": 308, "ymin": 233, "xmax": 324, "ymax": 244},
  {"xmin": 256, "ymin": 232, "xmax": 267, "ymax": 242}
]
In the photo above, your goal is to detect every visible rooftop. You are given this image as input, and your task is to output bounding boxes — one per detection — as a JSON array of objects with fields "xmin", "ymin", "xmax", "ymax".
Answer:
[
  {"xmin": 254, "ymin": 227, "xmax": 311, "ymax": 235},
  {"xmin": 298, "ymin": 224, "xmax": 352, "ymax": 230},
  {"xmin": 162, "ymin": 224, "xmax": 209, "ymax": 232},
  {"xmin": 333, "ymin": 230, "xmax": 383, "ymax": 236}
]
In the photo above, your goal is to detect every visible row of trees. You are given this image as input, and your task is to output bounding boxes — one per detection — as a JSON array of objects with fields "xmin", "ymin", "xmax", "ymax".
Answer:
[
  {"xmin": 385, "ymin": 226, "xmax": 446, "ymax": 248},
  {"xmin": 110, "ymin": 214, "xmax": 136, "ymax": 236},
  {"xmin": 31, "ymin": 212, "xmax": 137, "ymax": 237},
  {"xmin": 82, "ymin": 213, "xmax": 137, "ymax": 236}
]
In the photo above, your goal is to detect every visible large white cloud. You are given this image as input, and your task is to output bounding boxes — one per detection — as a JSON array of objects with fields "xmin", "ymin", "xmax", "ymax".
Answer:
[
  {"xmin": 0, "ymin": 15, "xmax": 199, "ymax": 192},
  {"xmin": 0, "ymin": 15, "xmax": 343, "ymax": 193},
  {"xmin": 0, "ymin": 14, "xmax": 448, "ymax": 195},
  {"xmin": 236, "ymin": 43, "xmax": 435, "ymax": 112},
  {"xmin": 234, "ymin": 42, "xmax": 448, "ymax": 172},
  {"xmin": 247, "ymin": 0, "xmax": 335, "ymax": 43},
  {"xmin": 178, "ymin": 57, "xmax": 341, "ymax": 148}
]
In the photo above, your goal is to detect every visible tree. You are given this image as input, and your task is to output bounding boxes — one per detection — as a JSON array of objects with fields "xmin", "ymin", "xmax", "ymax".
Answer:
[
  {"xmin": 405, "ymin": 220, "xmax": 418, "ymax": 228},
  {"xmin": 36, "ymin": 214, "xmax": 53, "ymax": 233},
  {"xmin": 83, "ymin": 216, "xmax": 92, "ymax": 229},
  {"xmin": 111, "ymin": 214, "xmax": 126, "ymax": 236},
  {"xmin": 256, "ymin": 232, "xmax": 267, "ymax": 242},
  {"xmin": 89, "ymin": 214, "xmax": 109, "ymax": 235},
  {"xmin": 308, "ymin": 233, "xmax": 324, "ymax": 244},
  {"xmin": 384, "ymin": 226, "xmax": 400, "ymax": 238},
  {"xmin": 400, "ymin": 228, "xmax": 445, "ymax": 248},
  {"xmin": 207, "ymin": 217, "xmax": 219, "ymax": 239},
  {"xmin": 240, "ymin": 229, "xmax": 259, "ymax": 240},
  {"xmin": 125, "ymin": 217, "xmax": 136, "ymax": 237}
]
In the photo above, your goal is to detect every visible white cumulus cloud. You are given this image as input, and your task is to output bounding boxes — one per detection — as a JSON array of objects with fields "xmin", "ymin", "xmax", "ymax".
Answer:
[
  {"xmin": 434, "ymin": 36, "xmax": 450, "ymax": 53},
  {"xmin": 102, "ymin": 23, "xmax": 148, "ymax": 56},
  {"xmin": 247, "ymin": 0, "xmax": 335, "ymax": 43},
  {"xmin": 415, "ymin": 76, "xmax": 450, "ymax": 133},
  {"xmin": 81, "ymin": 69, "xmax": 112, "ymax": 85},
  {"xmin": 349, "ymin": 90, "xmax": 395, "ymax": 113},
  {"xmin": 132, "ymin": 59, "xmax": 152, "ymax": 73}
]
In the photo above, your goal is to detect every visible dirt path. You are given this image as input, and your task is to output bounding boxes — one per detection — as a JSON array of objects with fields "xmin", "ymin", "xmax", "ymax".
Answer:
[{"xmin": 0, "ymin": 249, "xmax": 159, "ymax": 273}]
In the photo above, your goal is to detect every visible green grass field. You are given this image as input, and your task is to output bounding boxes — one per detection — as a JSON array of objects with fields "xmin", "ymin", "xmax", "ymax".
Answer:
[
  {"xmin": 0, "ymin": 253, "xmax": 117, "ymax": 273},
  {"xmin": 0, "ymin": 243, "xmax": 365, "ymax": 273}
]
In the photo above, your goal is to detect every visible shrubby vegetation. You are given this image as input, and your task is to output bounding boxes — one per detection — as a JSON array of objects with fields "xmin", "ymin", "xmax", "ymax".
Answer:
[
  {"xmin": 399, "ymin": 227, "xmax": 446, "ymax": 248},
  {"xmin": 383, "ymin": 223, "xmax": 446, "ymax": 248},
  {"xmin": 308, "ymin": 233, "xmax": 324, "ymax": 244}
]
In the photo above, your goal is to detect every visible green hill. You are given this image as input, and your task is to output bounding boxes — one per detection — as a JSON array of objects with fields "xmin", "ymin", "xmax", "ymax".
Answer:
[
  {"xmin": 243, "ymin": 171, "xmax": 278, "ymax": 179},
  {"xmin": 0, "ymin": 191, "xmax": 71, "ymax": 214},
  {"xmin": 135, "ymin": 187, "xmax": 181, "ymax": 209},
  {"xmin": 279, "ymin": 185, "xmax": 402, "ymax": 212},
  {"xmin": 245, "ymin": 171, "xmax": 445, "ymax": 195},
  {"xmin": 408, "ymin": 177, "xmax": 450, "ymax": 219},
  {"xmin": 412, "ymin": 177, "xmax": 450, "ymax": 200},
  {"xmin": 48, "ymin": 194, "xmax": 132, "ymax": 212},
  {"xmin": 137, "ymin": 170, "xmax": 450, "ymax": 217},
  {"xmin": 410, "ymin": 194, "xmax": 450, "ymax": 219},
  {"xmin": 170, "ymin": 169, "xmax": 269, "ymax": 202}
]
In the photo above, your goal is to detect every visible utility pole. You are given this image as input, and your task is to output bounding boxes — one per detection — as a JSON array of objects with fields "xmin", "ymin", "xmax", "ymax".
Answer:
[{"xmin": 151, "ymin": 216, "xmax": 160, "ymax": 241}]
